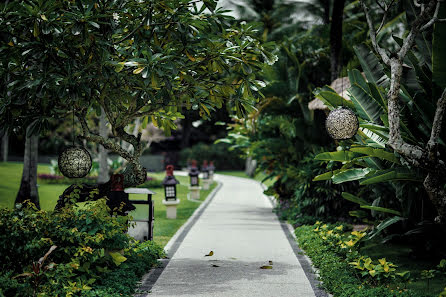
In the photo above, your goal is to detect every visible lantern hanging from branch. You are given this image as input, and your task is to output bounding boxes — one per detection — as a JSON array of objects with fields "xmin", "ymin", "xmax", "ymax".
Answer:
[
  {"xmin": 325, "ymin": 107, "xmax": 359, "ymax": 140},
  {"xmin": 58, "ymin": 147, "xmax": 92, "ymax": 178}
]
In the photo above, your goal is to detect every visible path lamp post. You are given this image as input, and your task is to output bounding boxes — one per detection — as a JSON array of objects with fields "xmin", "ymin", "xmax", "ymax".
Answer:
[
  {"xmin": 188, "ymin": 160, "xmax": 201, "ymax": 200},
  {"xmin": 208, "ymin": 161, "xmax": 215, "ymax": 182},
  {"xmin": 201, "ymin": 160, "xmax": 211, "ymax": 190},
  {"xmin": 161, "ymin": 165, "xmax": 180, "ymax": 219}
]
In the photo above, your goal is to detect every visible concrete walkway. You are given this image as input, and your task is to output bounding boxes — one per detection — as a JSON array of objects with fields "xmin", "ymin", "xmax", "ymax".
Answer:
[{"xmin": 142, "ymin": 174, "xmax": 320, "ymax": 297}]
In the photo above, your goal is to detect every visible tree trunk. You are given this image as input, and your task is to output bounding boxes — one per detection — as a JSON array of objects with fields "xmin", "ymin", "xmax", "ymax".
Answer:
[
  {"xmin": 15, "ymin": 126, "xmax": 40, "ymax": 209},
  {"xmin": 330, "ymin": 0, "xmax": 345, "ymax": 81},
  {"xmin": 424, "ymin": 173, "xmax": 446, "ymax": 224},
  {"xmin": 180, "ymin": 111, "xmax": 192, "ymax": 149},
  {"xmin": 98, "ymin": 108, "xmax": 109, "ymax": 184},
  {"xmin": 1, "ymin": 130, "xmax": 8, "ymax": 162}
]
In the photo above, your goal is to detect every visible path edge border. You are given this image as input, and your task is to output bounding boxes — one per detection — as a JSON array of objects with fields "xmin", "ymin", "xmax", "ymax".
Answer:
[
  {"xmin": 259, "ymin": 182, "xmax": 332, "ymax": 297},
  {"xmin": 134, "ymin": 180, "xmax": 223, "ymax": 296}
]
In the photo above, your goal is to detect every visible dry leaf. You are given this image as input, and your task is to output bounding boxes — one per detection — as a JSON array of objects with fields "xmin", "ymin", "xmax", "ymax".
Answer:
[
  {"xmin": 260, "ymin": 265, "xmax": 273, "ymax": 269},
  {"xmin": 205, "ymin": 251, "xmax": 214, "ymax": 257}
]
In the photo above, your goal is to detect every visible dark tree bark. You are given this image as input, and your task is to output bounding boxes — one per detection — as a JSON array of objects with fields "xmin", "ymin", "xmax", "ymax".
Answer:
[
  {"xmin": 330, "ymin": 0, "xmax": 345, "ymax": 81},
  {"xmin": 15, "ymin": 126, "xmax": 40, "ymax": 209},
  {"xmin": 180, "ymin": 111, "xmax": 192, "ymax": 149},
  {"xmin": 98, "ymin": 108, "xmax": 109, "ymax": 184},
  {"xmin": 1, "ymin": 129, "xmax": 8, "ymax": 162}
]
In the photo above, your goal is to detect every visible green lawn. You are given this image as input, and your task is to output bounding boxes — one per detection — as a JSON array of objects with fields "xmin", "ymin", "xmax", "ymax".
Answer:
[
  {"xmin": 0, "ymin": 162, "xmax": 216, "ymax": 248},
  {"xmin": 218, "ymin": 170, "xmax": 276, "ymax": 187}
]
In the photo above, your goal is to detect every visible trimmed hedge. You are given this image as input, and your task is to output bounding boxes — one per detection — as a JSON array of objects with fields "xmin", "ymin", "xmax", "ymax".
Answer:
[{"xmin": 295, "ymin": 225, "xmax": 434, "ymax": 297}]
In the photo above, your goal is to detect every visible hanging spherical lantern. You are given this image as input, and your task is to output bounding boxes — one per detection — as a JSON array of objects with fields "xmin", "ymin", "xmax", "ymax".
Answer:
[
  {"xmin": 58, "ymin": 147, "xmax": 92, "ymax": 178},
  {"xmin": 325, "ymin": 107, "xmax": 359, "ymax": 140}
]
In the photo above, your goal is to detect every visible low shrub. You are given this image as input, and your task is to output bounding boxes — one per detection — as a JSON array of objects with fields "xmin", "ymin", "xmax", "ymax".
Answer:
[
  {"xmin": 0, "ymin": 200, "xmax": 163, "ymax": 296},
  {"xmin": 38, "ymin": 173, "xmax": 97, "ymax": 185},
  {"xmin": 295, "ymin": 224, "xmax": 436, "ymax": 297}
]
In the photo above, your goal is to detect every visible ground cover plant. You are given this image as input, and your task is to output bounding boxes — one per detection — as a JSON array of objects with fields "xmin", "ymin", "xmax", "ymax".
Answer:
[{"xmin": 295, "ymin": 222, "xmax": 446, "ymax": 297}]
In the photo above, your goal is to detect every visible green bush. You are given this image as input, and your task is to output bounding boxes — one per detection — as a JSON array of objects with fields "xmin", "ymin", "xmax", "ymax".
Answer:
[
  {"xmin": 0, "ymin": 200, "xmax": 163, "ymax": 296},
  {"xmin": 179, "ymin": 142, "xmax": 245, "ymax": 170},
  {"xmin": 295, "ymin": 224, "xmax": 435, "ymax": 297}
]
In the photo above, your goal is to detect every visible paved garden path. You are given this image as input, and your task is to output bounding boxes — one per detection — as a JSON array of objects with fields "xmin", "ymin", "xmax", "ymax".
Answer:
[{"xmin": 141, "ymin": 174, "xmax": 322, "ymax": 297}]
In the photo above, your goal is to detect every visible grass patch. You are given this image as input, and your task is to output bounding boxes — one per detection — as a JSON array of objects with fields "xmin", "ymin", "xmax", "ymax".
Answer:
[{"xmin": 0, "ymin": 162, "xmax": 217, "ymax": 248}]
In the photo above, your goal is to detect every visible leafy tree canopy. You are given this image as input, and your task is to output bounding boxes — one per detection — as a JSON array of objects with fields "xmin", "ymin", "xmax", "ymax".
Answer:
[{"xmin": 0, "ymin": 0, "xmax": 275, "ymax": 185}]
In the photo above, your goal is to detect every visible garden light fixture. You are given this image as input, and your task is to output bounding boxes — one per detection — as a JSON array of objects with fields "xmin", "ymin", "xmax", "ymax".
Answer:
[
  {"xmin": 325, "ymin": 107, "xmax": 359, "ymax": 140},
  {"xmin": 58, "ymin": 147, "xmax": 92, "ymax": 178},
  {"xmin": 162, "ymin": 165, "xmax": 179, "ymax": 201},
  {"xmin": 189, "ymin": 160, "xmax": 200, "ymax": 187}
]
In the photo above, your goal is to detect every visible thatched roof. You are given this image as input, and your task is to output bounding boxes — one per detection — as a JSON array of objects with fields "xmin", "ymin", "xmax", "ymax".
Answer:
[{"xmin": 308, "ymin": 76, "xmax": 352, "ymax": 111}]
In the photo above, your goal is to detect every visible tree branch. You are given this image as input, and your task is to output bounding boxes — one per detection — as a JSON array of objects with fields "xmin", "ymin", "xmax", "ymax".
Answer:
[
  {"xmin": 427, "ymin": 88, "xmax": 446, "ymax": 161},
  {"xmin": 77, "ymin": 113, "xmax": 134, "ymax": 161},
  {"xmin": 398, "ymin": 0, "xmax": 438, "ymax": 59},
  {"xmin": 360, "ymin": 0, "xmax": 391, "ymax": 65}
]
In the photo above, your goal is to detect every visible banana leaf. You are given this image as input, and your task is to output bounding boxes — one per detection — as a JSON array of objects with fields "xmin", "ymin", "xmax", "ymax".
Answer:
[
  {"xmin": 313, "ymin": 169, "xmax": 342, "ymax": 181},
  {"xmin": 342, "ymin": 192, "xmax": 367, "ymax": 205},
  {"xmin": 358, "ymin": 128, "xmax": 386, "ymax": 148},
  {"xmin": 367, "ymin": 216, "xmax": 405, "ymax": 240},
  {"xmin": 332, "ymin": 168, "xmax": 373, "ymax": 184},
  {"xmin": 353, "ymin": 44, "xmax": 389, "ymax": 87},
  {"xmin": 360, "ymin": 205, "xmax": 402, "ymax": 216},
  {"xmin": 349, "ymin": 146, "xmax": 400, "ymax": 164},
  {"xmin": 314, "ymin": 151, "xmax": 361, "ymax": 162},
  {"xmin": 315, "ymin": 89, "xmax": 356, "ymax": 110},
  {"xmin": 360, "ymin": 168, "xmax": 422, "ymax": 185},
  {"xmin": 349, "ymin": 82, "xmax": 383, "ymax": 124}
]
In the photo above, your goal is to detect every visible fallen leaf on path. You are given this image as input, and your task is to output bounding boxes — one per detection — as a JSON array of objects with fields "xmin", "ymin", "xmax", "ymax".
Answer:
[
  {"xmin": 269, "ymin": 260, "xmax": 273, "ymax": 265},
  {"xmin": 212, "ymin": 264, "xmax": 220, "ymax": 267},
  {"xmin": 205, "ymin": 251, "xmax": 214, "ymax": 257},
  {"xmin": 260, "ymin": 265, "xmax": 273, "ymax": 269}
]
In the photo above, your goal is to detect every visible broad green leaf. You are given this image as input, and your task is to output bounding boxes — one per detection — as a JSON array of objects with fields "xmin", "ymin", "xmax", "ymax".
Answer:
[
  {"xmin": 332, "ymin": 168, "xmax": 373, "ymax": 184},
  {"xmin": 354, "ymin": 44, "xmax": 388, "ymax": 86},
  {"xmin": 313, "ymin": 169, "xmax": 342, "ymax": 181},
  {"xmin": 360, "ymin": 168, "xmax": 421, "ymax": 185},
  {"xmin": 315, "ymin": 90, "xmax": 355, "ymax": 110},
  {"xmin": 342, "ymin": 192, "xmax": 367, "ymax": 205},
  {"xmin": 349, "ymin": 147, "xmax": 399, "ymax": 163},
  {"xmin": 360, "ymin": 205, "xmax": 402, "ymax": 216},
  {"xmin": 109, "ymin": 252, "xmax": 127, "ymax": 266},
  {"xmin": 358, "ymin": 128, "xmax": 386, "ymax": 148},
  {"xmin": 314, "ymin": 151, "xmax": 361, "ymax": 162},
  {"xmin": 348, "ymin": 68, "xmax": 369, "ymax": 91},
  {"xmin": 368, "ymin": 216, "xmax": 404, "ymax": 239},
  {"xmin": 349, "ymin": 82, "xmax": 383, "ymax": 124}
]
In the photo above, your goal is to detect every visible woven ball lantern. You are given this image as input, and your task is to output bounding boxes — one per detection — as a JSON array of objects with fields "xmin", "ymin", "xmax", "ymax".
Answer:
[
  {"xmin": 58, "ymin": 147, "xmax": 92, "ymax": 178},
  {"xmin": 325, "ymin": 107, "xmax": 359, "ymax": 140}
]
